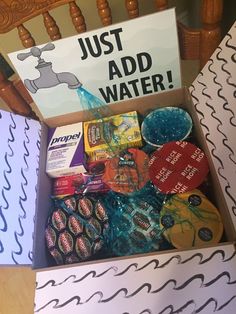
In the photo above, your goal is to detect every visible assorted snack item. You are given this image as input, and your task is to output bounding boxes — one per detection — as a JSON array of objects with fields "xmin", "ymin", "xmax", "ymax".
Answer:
[
  {"xmin": 160, "ymin": 189, "xmax": 223, "ymax": 249},
  {"xmin": 45, "ymin": 108, "xmax": 224, "ymax": 266},
  {"xmin": 46, "ymin": 122, "xmax": 86, "ymax": 178},
  {"xmin": 83, "ymin": 111, "xmax": 142, "ymax": 161},
  {"xmin": 45, "ymin": 194, "xmax": 109, "ymax": 265},
  {"xmin": 102, "ymin": 148, "xmax": 150, "ymax": 194},
  {"xmin": 149, "ymin": 141, "xmax": 209, "ymax": 194},
  {"xmin": 141, "ymin": 107, "xmax": 193, "ymax": 147}
]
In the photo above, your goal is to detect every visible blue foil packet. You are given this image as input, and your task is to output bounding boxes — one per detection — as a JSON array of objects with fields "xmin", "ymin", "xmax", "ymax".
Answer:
[{"xmin": 104, "ymin": 181, "xmax": 172, "ymax": 256}]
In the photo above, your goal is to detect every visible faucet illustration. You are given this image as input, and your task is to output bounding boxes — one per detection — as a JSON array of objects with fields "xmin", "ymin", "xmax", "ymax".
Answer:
[{"xmin": 17, "ymin": 43, "xmax": 82, "ymax": 93}]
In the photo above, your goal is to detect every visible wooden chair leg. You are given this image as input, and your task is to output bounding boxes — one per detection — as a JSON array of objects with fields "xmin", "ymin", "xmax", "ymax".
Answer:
[
  {"xmin": 17, "ymin": 24, "xmax": 35, "ymax": 48},
  {"xmin": 155, "ymin": 0, "xmax": 168, "ymax": 11},
  {"xmin": 13, "ymin": 79, "xmax": 34, "ymax": 106},
  {"xmin": 97, "ymin": 0, "xmax": 112, "ymax": 26},
  {"xmin": 0, "ymin": 71, "xmax": 37, "ymax": 119},
  {"xmin": 177, "ymin": 22, "xmax": 200, "ymax": 60},
  {"xmin": 200, "ymin": 0, "xmax": 223, "ymax": 69},
  {"xmin": 69, "ymin": 1, "xmax": 87, "ymax": 33},
  {"xmin": 125, "ymin": 0, "xmax": 139, "ymax": 19}
]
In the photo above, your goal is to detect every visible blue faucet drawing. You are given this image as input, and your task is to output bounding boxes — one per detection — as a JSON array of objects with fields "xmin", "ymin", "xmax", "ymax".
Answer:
[{"xmin": 17, "ymin": 43, "xmax": 82, "ymax": 93}]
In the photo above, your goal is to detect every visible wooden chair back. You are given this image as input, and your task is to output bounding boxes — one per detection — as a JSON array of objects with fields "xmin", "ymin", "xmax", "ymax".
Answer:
[{"xmin": 0, "ymin": 0, "xmax": 224, "ymax": 118}]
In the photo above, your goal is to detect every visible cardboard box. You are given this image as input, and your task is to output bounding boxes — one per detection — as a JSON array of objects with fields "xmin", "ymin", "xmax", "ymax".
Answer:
[
  {"xmin": 2, "ymin": 9, "xmax": 236, "ymax": 314},
  {"xmin": 32, "ymin": 86, "xmax": 235, "ymax": 269}
]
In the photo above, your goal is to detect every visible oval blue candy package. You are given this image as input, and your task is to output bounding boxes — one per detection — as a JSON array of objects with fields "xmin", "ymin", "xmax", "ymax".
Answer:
[{"xmin": 45, "ymin": 193, "xmax": 110, "ymax": 265}]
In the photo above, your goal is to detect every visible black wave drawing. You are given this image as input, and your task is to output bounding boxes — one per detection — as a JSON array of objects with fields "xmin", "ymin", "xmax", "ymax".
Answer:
[
  {"xmin": 33, "ymin": 127, "xmax": 41, "ymax": 256},
  {"xmin": 28, "ymin": 250, "xmax": 33, "ymax": 262},
  {"xmin": 181, "ymin": 249, "xmax": 236, "ymax": 264},
  {"xmin": 190, "ymin": 81, "xmax": 233, "ymax": 211},
  {"xmin": 207, "ymin": 56, "xmax": 234, "ymax": 139},
  {"xmin": 190, "ymin": 80, "xmax": 210, "ymax": 136},
  {"xmin": 0, "ymin": 237, "xmax": 3, "ymax": 253},
  {"xmin": 9, "ymin": 113, "xmax": 16, "ymax": 133},
  {"xmin": 207, "ymin": 41, "xmax": 236, "ymax": 213},
  {"xmin": 158, "ymin": 300, "xmax": 195, "ymax": 314},
  {"xmin": 122, "ymin": 310, "xmax": 152, "ymax": 314},
  {"xmin": 158, "ymin": 295, "xmax": 236, "ymax": 314},
  {"xmin": 0, "ymin": 114, "xmax": 16, "ymax": 237},
  {"xmin": 205, "ymin": 95, "xmax": 236, "ymax": 166},
  {"xmin": 224, "ymin": 30, "xmax": 236, "ymax": 53},
  {"xmin": 151, "ymin": 271, "xmax": 236, "ymax": 294},
  {"xmin": 190, "ymin": 83, "xmax": 212, "ymax": 154},
  {"xmin": 23, "ymin": 118, "xmax": 30, "ymax": 169},
  {"xmin": 35, "ymin": 129, "xmax": 41, "ymax": 180},
  {"xmin": 36, "ymin": 249, "xmax": 236, "ymax": 290},
  {"xmin": 192, "ymin": 72, "xmax": 236, "ymax": 216},
  {"xmin": 12, "ymin": 118, "xmax": 29, "ymax": 264},
  {"xmin": 36, "ymin": 267, "xmax": 118, "ymax": 290},
  {"xmin": 19, "ymin": 167, "xmax": 27, "ymax": 219},
  {"xmin": 224, "ymin": 34, "xmax": 236, "ymax": 123},
  {"xmin": 0, "ymin": 113, "xmax": 14, "ymax": 253},
  {"xmin": 11, "ymin": 215, "xmax": 24, "ymax": 264},
  {"xmin": 34, "ymin": 272, "xmax": 236, "ymax": 312},
  {"xmin": 193, "ymin": 77, "xmax": 225, "ymax": 172},
  {"xmin": 208, "ymin": 56, "xmax": 236, "ymax": 162},
  {"xmin": 216, "ymin": 37, "xmax": 236, "ymax": 126},
  {"xmin": 34, "ymin": 297, "xmax": 82, "ymax": 313}
]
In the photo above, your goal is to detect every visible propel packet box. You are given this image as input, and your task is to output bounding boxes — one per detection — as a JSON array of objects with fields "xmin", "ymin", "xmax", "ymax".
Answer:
[{"xmin": 46, "ymin": 122, "xmax": 86, "ymax": 178}]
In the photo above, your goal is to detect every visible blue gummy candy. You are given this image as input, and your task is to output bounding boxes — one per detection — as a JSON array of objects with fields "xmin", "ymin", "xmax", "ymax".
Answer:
[{"xmin": 141, "ymin": 107, "xmax": 193, "ymax": 147}]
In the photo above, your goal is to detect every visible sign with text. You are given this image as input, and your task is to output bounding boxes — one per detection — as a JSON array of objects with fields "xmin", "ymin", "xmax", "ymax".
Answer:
[{"xmin": 9, "ymin": 9, "xmax": 181, "ymax": 119}]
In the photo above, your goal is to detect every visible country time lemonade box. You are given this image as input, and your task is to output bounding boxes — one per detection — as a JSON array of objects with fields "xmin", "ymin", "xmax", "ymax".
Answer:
[
  {"xmin": 2, "ymin": 8, "xmax": 236, "ymax": 314},
  {"xmin": 83, "ymin": 111, "xmax": 142, "ymax": 161}
]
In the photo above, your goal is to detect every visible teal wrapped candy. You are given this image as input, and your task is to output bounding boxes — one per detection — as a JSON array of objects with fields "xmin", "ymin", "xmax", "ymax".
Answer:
[{"xmin": 104, "ymin": 181, "xmax": 172, "ymax": 257}]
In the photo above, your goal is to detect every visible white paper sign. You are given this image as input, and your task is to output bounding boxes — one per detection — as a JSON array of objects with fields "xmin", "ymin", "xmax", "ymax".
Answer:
[{"xmin": 9, "ymin": 9, "xmax": 181, "ymax": 119}]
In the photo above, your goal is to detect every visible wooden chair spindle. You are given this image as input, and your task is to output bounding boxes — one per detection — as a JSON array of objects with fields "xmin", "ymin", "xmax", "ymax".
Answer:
[
  {"xmin": 17, "ymin": 24, "xmax": 35, "ymax": 48},
  {"xmin": 69, "ymin": 1, "xmax": 86, "ymax": 33},
  {"xmin": 125, "ymin": 0, "xmax": 139, "ymax": 19},
  {"xmin": 96, "ymin": 0, "xmax": 112, "ymax": 26},
  {"xmin": 200, "ymin": 0, "xmax": 223, "ymax": 68},
  {"xmin": 43, "ymin": 11, "xmax": 61, "ymax": 41},
  {"xmin": 0, "ymin": 71, "xmax": 37, "ymax": 118},
  {"xmin": 155, "ymin": 0, "xmax": 168, "ymax": 11}
]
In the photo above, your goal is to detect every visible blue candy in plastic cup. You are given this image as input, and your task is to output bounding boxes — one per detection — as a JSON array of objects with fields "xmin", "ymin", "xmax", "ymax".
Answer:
[{"xmin": 141, "ymin": 107, "xmax": 193, "ymax": 148}]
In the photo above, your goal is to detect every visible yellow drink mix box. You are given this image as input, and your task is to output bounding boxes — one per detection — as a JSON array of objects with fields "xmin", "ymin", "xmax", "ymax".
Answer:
[{"xmin": 83, "ymin": 111, "xmax": 142, "ymax": 161}]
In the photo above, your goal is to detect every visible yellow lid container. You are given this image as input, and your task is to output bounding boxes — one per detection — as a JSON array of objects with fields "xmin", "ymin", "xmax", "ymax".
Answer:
[{"xmin": 160, "ymin": 189, "xmax": 223, "ymax": 249}]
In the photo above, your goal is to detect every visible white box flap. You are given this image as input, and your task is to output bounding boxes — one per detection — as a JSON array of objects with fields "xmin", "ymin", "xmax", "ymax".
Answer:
[
  {"xmin": 190, "ymin": 22, "xmax": 236, "ymax": 234},
  {"xmin": 0, "ymin": 110, "xmax": 41, "ymax": 265},
  {"xmin": 35, "ymin": 243, "xmax": 236, "ymax": 313},
  {"xmin": 8, "ymin": 9, "xmax": 181, "ymax": 120}
]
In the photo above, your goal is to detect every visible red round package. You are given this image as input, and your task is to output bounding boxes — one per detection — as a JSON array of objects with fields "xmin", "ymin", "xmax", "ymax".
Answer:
[
  {"xmin": 149, "ymin": 141, "xmax": 209, "ymax": 194},
  {"xmin": 102, "ymin": 148, "xmax": 150, "ymax": 194}
]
